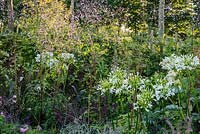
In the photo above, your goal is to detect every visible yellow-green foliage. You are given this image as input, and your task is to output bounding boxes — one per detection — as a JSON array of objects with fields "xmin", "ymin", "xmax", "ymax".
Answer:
[{"xmin": 19, "ymin": 0, "xmax": 70, "ymax": 50}]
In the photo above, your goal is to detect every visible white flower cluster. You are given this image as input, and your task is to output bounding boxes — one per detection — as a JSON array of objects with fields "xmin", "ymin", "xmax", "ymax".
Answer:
[
  {"xmin": 155, "ymin": 54, "xmax": 200, "ymax": 101},
  {"xmin": 97, "ymin": 67, "xmax": 131, "ymax": 94},
  {"xmin": 135, "ymin": 78, "xmax": 154, "ymax": 111},
  {"xmin": 97, "ymin": 54, "xmax": 199, "ymax": 111},
  {"xmin": 97, "ymin": 66, "xmax": 183, "ymax": 111},
  {"xmin": 35, "ymin": 51, "xmax": 75, "ymax": 68},
  {"xmin": 135, "ymin": 90, "xmax": 154, "ymax": 111},
  {"xmin": 153, "ymin": 71, "xmax": 180, "ymax": 101},
  {"xmin": 160, "ymin": 54, "xmax": 200, "ymax": 71},
  {"xmin": 35, "ymin": 52, "xmax": 58, "ymax": 67},
  {"xmin": 61, "ymin": 53, "xmax": 75, "ymax": 61},
  {"xmin": 97, "ymin": 67, "xmax": 154, "ymax": 111},
  {"xmin": 35, "ymin": 52, "xmax": 54, "ymax": 63}
]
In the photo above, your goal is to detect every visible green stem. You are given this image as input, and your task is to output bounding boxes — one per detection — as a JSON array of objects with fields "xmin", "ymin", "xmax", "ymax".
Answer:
[
  {"xmin": 178, "ymin": 91, "xmax": 185, "ymax": 119},
  {"xmin": 187, "ymin": 71, "xmax": 192, "ymax": 117}
]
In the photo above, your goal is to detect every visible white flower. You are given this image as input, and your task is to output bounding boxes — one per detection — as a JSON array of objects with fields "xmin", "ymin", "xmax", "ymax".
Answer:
[
  {"xmin": 45, "ymin": 52, "xmax": 53, "ymax": 57},
  {"xmin": 61, "ymin": 53, "xmax": 75, "ymax": 60},
  {"xmin": 35, "ymin": 52, "xmax": 54, "ymax": 63},
  {"xmin": 160, "ymin": 54, "xmax": 200, "ymax": 71},
  {"xmin": 37, "ymin": 86, "xmax": 41, "ymax": 90},
  {"xmin": 35, "ymin": 54, "xmax": 41, "ymax": 62},
  {"xmin": 165, "ymin": 70, "xmax": 177, "ymax": 84},
  {"xmin": 97, "ymin": 67, "xmax": 131, "ymax": 94},
  {"xmin": 153, "ymin": 84, "xmax": 165, "ymax": 101},
  {"xmin": 155, "ymin": 90, "xmax": 162, "ymax": 100},
  {"xmin": 191, "ymin": 56, "xmax": 200, "ymax": 66},
  {"xmin": 19, "ymin": 77, "xmax": 24, "ymax": 82},
  {"xmin": 136, "ymin": 90, "xmax": 154, "ymax": 111},
  {"xmin": 12, "ymin": 95, "xmax": 17, "ymax": 103},
  {"xmin": 47, "ymin": 58, "xmax": 58, "ymax": 67}
]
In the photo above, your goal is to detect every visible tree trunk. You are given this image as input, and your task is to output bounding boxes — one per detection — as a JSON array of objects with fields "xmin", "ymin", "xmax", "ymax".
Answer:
[
  {"xmin": 158, "ymin": 0, "xmax": 165, "ymax": 38},
  {"xmin": 158, "ymin": 0, "xmax": 165, "ymax": 53},
  {"xmin": 7, "ymin": 0, "xmax": 14, "ymax": 31}
]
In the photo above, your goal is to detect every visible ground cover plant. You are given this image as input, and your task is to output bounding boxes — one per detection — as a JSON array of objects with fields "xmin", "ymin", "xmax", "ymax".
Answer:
[{"xmin": 0, "ymin": 0, "xmax": 200, "ymax": 133}]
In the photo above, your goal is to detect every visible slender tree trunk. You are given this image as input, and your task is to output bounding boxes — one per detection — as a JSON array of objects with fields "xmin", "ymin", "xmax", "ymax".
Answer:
[
  {"xmin": 8, "ymin": 0, "xmax": 19, "ymax": 105},
  {"xmin": 7, "ymin": 0, "xmax": 14, "ymax": 31},
  {"xmin": 7, "ymin": 0, "xmax": 17, "ymax": 93},
  {"xmin": 158, "ymin": 0, "xmax": 165, "ymax": 53},
  {"xmin": 158, "ymin": 0, "xmax": 164, "ymax": 38},
  {"xmin": 8, "ymin": 0, "xmax": 18, "ymax": 95}
]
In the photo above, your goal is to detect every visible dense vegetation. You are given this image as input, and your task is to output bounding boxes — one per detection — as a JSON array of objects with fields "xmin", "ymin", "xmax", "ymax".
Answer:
[{"xmin": 0, "ymin": 0, "xmax": 200, "ymax": 133}]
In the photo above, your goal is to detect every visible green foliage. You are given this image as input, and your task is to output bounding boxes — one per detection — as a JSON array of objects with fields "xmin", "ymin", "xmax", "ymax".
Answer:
[
  {"xmin": 0, "ymin": 115, "xmax": 19, "ymax": 134},
  {"xmin": 60, "ymin": 123, "xmax": 123, "ymax": 134},
  {"xmin": 0, "ymin": 0, "xmax": 200, "ymax": 133}
]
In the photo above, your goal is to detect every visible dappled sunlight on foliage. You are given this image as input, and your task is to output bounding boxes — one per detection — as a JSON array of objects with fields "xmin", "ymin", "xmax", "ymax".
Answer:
[{"xmin": 0, "ymin": 0, "xmax": 200, "ymax": 133}]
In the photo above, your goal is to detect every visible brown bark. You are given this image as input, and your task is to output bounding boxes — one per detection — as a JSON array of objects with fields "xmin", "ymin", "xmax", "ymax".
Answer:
[{"xmin": 7, "ymin": 0, "xmax": 14, "ymax": 31}]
